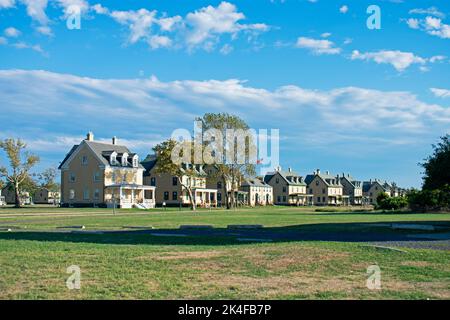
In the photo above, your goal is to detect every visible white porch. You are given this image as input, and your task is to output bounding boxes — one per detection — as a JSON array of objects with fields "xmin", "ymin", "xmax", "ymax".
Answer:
[{"xmin": 105, "ymin": 184, "xmax": 156, "ymax": 209}]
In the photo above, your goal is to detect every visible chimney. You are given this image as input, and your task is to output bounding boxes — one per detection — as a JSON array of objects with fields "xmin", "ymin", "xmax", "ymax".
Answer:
[
  {"xmin": 288, "ymin": 167, "xmax": 292, "ymax": 173},
  {"xmin": 316, "ymin": 169, "xmax": 320, "ymax": 175},
  {"xmin": 326, "ymin": 170, "xmax": 330, "ymax": 175},
  {"xmin": 86, "ymin": 131, "xmax": 94, "ymax": 141},
  {"xmin": 112, "ymin": 136, "xmax": 117, "ymax": 145}
]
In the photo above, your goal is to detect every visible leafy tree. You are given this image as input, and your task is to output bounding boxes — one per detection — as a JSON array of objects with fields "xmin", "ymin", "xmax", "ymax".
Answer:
[
  {"xmin": 36, "ymin": 167, "xmax": 60, "ymax": 192},
  {"xmin": 196, "ymin": 113, "xmax": 256, "ymax": 209},
  {"xmin": 421, "ymin": 134, "xmax": 450, "ymax": 190},
  {"xmin": 0, "ymin": 139, "xmax": 39, "ymax": 207},
  {"xmin": 153, "ymin": 139, "xmax": 202, "ymax": 210}
]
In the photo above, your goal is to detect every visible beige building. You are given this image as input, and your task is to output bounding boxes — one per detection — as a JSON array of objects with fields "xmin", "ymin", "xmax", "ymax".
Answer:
[
  {"xmin": 339, "ymin": 173, "xmax": 363, "ymax": 205},
  {"xmin": 1, "ymin": 185, "xmax": 31, "ymax": 205},
  {"xmin": 34, "ymin": 187, "xmax": 60, "ymax": 204},
  {"xmin": 142, "ymin": 155, "xmax": 217, "ymax": 208},
  {"xmin": 264, "ymin": 167, "xmax": 312, "ymax": 205},
  {"xmin": 362, "ymin": 179, "xmax": 390, "ymax": 205},
  {"xmin": 305, "ymin": 169, "xmax": 348, "ymax": 206},
  {"xmin": 59, "ymin": 132, "xmax": 155, "ymax": 208},
  {"xmin": 203, "ymin": 165, "xmax": 247, "ymax": 207},
  {"xmin": 240, "ymin": 178, "xmax": 273, "ymax": 206}
]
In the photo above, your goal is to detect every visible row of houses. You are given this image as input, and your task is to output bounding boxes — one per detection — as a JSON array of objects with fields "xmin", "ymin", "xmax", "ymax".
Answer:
[
  {"xmin": 0, "ymin": 186, "xmax": 60, "ymax": 205},
  {"xmin": 57, "ymin": 132, "xmax": 403, "ymax": 208}
]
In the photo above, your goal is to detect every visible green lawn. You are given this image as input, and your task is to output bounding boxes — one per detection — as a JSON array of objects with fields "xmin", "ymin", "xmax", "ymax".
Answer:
[{"xmin": 0, "ymin": 206, "xmax": 449, "ymax": 299}]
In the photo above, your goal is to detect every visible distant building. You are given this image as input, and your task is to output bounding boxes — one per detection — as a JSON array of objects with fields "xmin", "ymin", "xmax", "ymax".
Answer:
[
  {"xmin": 305, "ymin": 169, "xmax": 348, "ymax": 206},
  {"xmin": 33, "ymin": 187, "xmax": 60, "ymax": 205},
  {"xmin": 59, "ymin": 132, "xmax": 155, "ymax": 208},
  {"xmin": 240, "ymin": 178, "xmax": 273, "ymax": 206},
  {"xmin": 362, "ymin": 179, "xmax": 390, "ymax": 205},
  {"xmin": 264, "ymin": 167, "xmax": 312, "ymax": 205},
  {"xmin": 1, "ymin": 185, "xmax": 31, "ymax": 205},
  {"xmin": 339, "ymin": 173, "xmax": 363, "ymax": 205},
  {"xmin": 142, "ymin": 155, "xmax": 218, "ymax": 208}
]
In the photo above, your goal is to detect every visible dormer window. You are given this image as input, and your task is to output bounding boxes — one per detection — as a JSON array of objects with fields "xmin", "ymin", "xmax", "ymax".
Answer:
[
  {"xmin": 122, "ymin": 153, "xmax": 129, "ymax": 166},
  {"xmin": 110, "ymin": 152, "xmax": 118, "ymax": 165},
  {"xmin": 132, "ymin": 155, "xmax": 138, "ymax": 168}
]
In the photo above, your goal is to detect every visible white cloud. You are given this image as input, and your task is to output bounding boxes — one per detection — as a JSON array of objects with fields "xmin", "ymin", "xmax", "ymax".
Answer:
[
  {"xmin": 110, "ymin": 8, "xmax": 157, "ymax": 44},
  {"xmin": 148, "ymin": 35, "xmax": 172, "ymax": 49},
  {"xmin": 219, "ymin": 43, "xmax": 233, "ymax": 55},
  {"xmin": 0, "ymin": 0, "xmax": 14, "ymax": 9},
  {"xmin": 185, "ymin": 1, "xmax": 268, "ymax": 50},
  {"xmin": 96, "ymin": 1, "xmax": 268, "ymax": 52},
  {"xmin": 20, "ymin": 0, "xmax": 49, "ymax": 25},
  {"xmin": 321, "ymin": 32, "xmax": 331, "ymax": 38},
  {"xmin": 409, "ymin": 7, "xmax": 445, "ymax": 19},
  {"xmin": 0, "ymin": 69, "xmax": 448, "ymax": 146},
  {"xmin": 4, "ymin": 27, "xmax": 21, "ymax": 37},
  {"xmin": 339, "ymin": 5, "xmax": 348, "ymax": 14},
  {"xmin": 406, "ymin": 18, "xmax": 419, "ymax": 29},
  {"xmin": 406, "ymin": 15, "xmax": 450, "ymax": 39},
  {"xmin": 430, "ymin": 88, "xmax": 450, "ymax": 98},
  {"xmin": 12, "ymin": 41, "xmax": 44, "ymax": 53},
  {"xmin": 296, "ymin": 37, "xmax": 341, "ymax": 55},
  {"xmin": 91, "ymin": 3, "xmax": 108, "ymax": 15},
  {"xmin": 157, "ymin": 15, "xmax": 182, "ymax": 32},
  {"xmin": 351, "ymin": 50, "xmax": 427, "ymax": 71},
  {"xmin": 0, "ymin": 36, "xmax": 7, "ymax": 45}
]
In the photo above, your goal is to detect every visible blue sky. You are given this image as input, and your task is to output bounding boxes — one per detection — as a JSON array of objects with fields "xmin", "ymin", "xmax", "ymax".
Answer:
[{"xmin": 0, "ymin": 0, "xmax": 449, "ymax": 188}]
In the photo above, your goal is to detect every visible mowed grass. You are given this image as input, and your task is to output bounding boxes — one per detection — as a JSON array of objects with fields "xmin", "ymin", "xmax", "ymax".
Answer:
[{"xmin": 0, "ymin": 206, "xmax": 449, "ymax": 299}]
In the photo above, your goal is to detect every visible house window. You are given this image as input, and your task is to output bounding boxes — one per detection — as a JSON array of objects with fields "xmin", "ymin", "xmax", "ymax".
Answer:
[
  {"xmin": 309, "ymin": 188, "xmax": 313, "ymax": 194},
  {"xmin": 173, "ymin": 191, "xmax": 178, "ymax": 200},
  {"xmin": 132, "ymin": 157, "xmax": 138, "ymax": 168},
  {"xmin": 150, "ymin": 177, "xmax": 156, "ymax": 186},
  {"xmin": 282, "ymin": 196, "xmax": 286, "ymax": 202},
  {"xmin": 217, "ymin": 192, "xmax": 222, "ymax": 201},
  {"xmin": 83, "ymin": 188, "xmax": 90, "ymax": 200},
  {"xmin": 277, "ymin": 196, "xmax": 281, "ymax": 202},
  {"xmin": 317, "ymin": 197, "xmax": 320, "ymax": 203},
  {"xmin": 69, "ymin": 189, "xmax": 75, "ymax": 200},
  {"xmin": 322, "ymin": 188, "xmax": 326, "ymax": 194},
  {"xmin": 164, "ymin": 192, "xmax": 169, "ymax": 201},
  {"xmin": 322, "ymin": 197, "xmax": 326, "ymax": 202},
  {"xmin": 217, "ymin": 181, "xmax": 222, "ymax": 189},
  {"xmin": 282, "ymin": 186, "xmax": 286, "ymax": 192},
  {"xmin": 81, "ymin": 155, "xmax": 88, "ymax": 165},
  {"xmin": 93, "ymin": 171, "xmax": 101, "ymax": 182},
  {"xmin": 276, "ymin": 178, "xmax": 279, "ymax": 183},
  {"xmin": 316, "ymin": 180, "xmax": 319, "ymax": 186},
  {"xmin": 69, "ymin": 172, "xmax": 76, "ymax": 183},
  {"xmin": 172, "ymin": 177, "xmax": 178, "ymax": 186},
  {"xmin": 93, "ymin": 189, "xmax": 100, "ymax": 200}
]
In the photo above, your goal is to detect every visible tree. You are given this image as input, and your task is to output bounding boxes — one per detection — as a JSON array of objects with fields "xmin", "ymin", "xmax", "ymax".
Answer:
[
  {"xmin": 0, "ymin": 139, "xmax": 39, "ymax": 207},
  {"xmin": 37, "ymin": 167, "xmax": 59, "ymax": 191},
  {"xmin": 421, "ymin": 134, "xmax": 450, "ymax": 190},
  {"xmin": 153, "ymin": 139, "xmax": 202, "ymax": 211},
  {"xmin": 196, "ymin": 113, "xmax": 256, "ymax": 209}
]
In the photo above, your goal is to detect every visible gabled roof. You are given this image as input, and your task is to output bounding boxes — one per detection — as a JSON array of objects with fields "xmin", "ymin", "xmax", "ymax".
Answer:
[
  {"xmin": 59, "ymin": 140, "xmax": 144, "ymax": 169},
  {"xmin": 264, "ymin": 170, "xmax": 306, "ymax": 186},
  {"xmin": 141, "ymin": 154, "xmax": 208, "ymax": 177},
  {"xmin": 339, "ymin": 174, "xmax": 362, "ymax": 188},
  {"xmin": 241, "ymin": 178, "xmax": 272, "ymax": 188},
  {"xmin": 362, "ymin": 180, "xmax": 387, "ymax": 193},
  {"xmin": 305, "ymin": 172, "xmax": 342, "ymax": 187}
]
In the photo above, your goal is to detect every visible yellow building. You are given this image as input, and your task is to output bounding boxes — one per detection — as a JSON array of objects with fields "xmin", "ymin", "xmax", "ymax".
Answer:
[
  {"xmin": 264, "ymin": 167, "xmax": 312, "ymax": 205},
  {"xmin": 141, "ymin": 155, "xmax": 217, "ymax": 208},
  {"xmin": 305, "ymin": 169, "xmax": 348, "ymax": 206},
  {"xmin": 58, "ymin": 132, "xmax": 155, "ymax": 208}
]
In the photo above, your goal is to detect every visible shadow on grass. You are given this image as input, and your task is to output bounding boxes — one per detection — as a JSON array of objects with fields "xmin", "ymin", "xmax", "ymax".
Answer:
[{"xmin": 0, "ymin": 221, "xmax": 449, "ymax": 246}]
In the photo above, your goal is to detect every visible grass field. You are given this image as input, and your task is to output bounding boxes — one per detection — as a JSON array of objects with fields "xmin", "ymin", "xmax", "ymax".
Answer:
[{"xmin": 0, "ymin": 205, "xmax": 449, "ymax": 299}]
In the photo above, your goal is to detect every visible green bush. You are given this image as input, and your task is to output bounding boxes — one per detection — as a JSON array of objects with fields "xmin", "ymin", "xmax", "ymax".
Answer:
[
  {"xmin": 376, "ymin": 195, "xmax": 408, "ymax": 210},
  {"xmin": 407, "ymin": 185, "xmax": 450, "ymax": 211}
]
